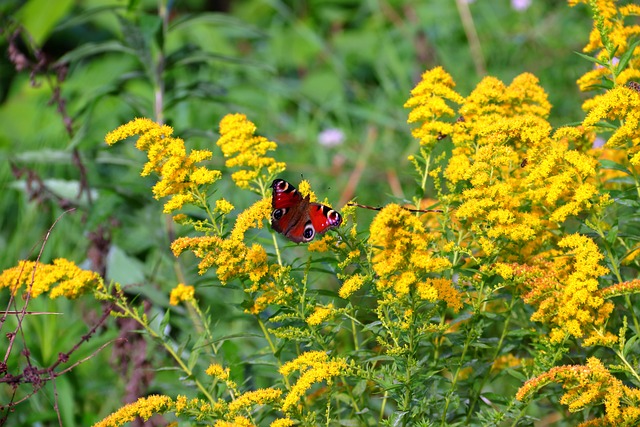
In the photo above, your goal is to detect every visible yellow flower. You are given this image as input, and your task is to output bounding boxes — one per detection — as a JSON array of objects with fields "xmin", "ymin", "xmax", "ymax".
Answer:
[
  {"xmin": 0, "ymin": 259, "xmax": 101, "ymax": 299},
  {"xmin": 227, "ymin": 388, "xmax": 282, "ymax": 413},
  {"xmin": 518, "ymin": 234, "xmax": 615, "ymax": 346},
  {"xmin": 424, "ymin": 278, "xmax": 463, "ymax": 312},
  {"xmin": 270, "ymin": 419, "xmax": 295, "ymax": 427},
  {"xmin": 339, "ymin": 274, "xmax": 366, "ymax": 299},
  {"xmin": 105, "ymin": 118, "xmax": 220, "ymax": 214},
  {"xmin": 573, "ymin": 1, "xmax": 640, "ymax": 90},
  {"xmin": 297, "ymin": 179, "xmax": 318, "ymax": 202},
  {"xmin": 169, "ymin": 283, "xmax": 195, "ymax": 305},
  {"xmin": 230, "ymin": 198, "xmax": 271, "ymax": 242},
  {"xmin": 583, "ymin": 86, "xmax": 640, "ymax": 165},
  {"xmin": 206, "ymin": 363, "xmax": 230, "ymax": 380},
  {"xmin": 517, "ymin": 357, "xmax": 640, "ymax": 426},
  {"xmin": 369, "ymin": 204, "xmax": 452, "ymax": 300},
  {"xmin": 216, "ymin": 113, "xmax": 286, "ymax": 190},
  {"xmin": 279, "ymin": 351, "xmax": 349, "ymax": 413},
  {"xmin": 307, "ymin": 234, "xmax": 333, "ymax": 252},
  {"xmin": 92, "ymin": 395, "xmax": 173, "ymax": 427},
  {"xmin": 306, "ymin": 304, "xmax": 334, "ymax": 326},
  {"xmin": 244, "ymin": 265, "xmax": 295, "ymax": 315},
  {"xmin": 215, "ymin": 198, "xmax": 235, "ymax": 215},
  {"xmin": 206, "ymin": 363, "xmax": 238, "ymax": 391},
  {"xmin": 171, "ymin": 235, "xmax": 268, "ymax": 284},
  {"xmin": 214, "ymin": 416, "xmax": 254, "ymax": 427},
  {"xmin": 404, "ymin": 66, "xmax": 465, "ymax": 149},
  {"xmin": 491, "ymin": 354, "xmax": 524, "ymax": 374}
]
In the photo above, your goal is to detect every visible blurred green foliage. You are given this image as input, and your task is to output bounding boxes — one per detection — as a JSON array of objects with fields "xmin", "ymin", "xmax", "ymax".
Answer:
[{"xmin": 0, "ymin": 0, "xmax": 594, "ymax": 425}]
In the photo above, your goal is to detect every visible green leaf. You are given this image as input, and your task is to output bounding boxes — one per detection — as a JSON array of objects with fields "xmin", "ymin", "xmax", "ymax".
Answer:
[
  {"xmin": 600, "ymin": 159, "xmax": 633, "ymax": 176},
  {"xmin": 106, "ymin": 245, "xmax": 146, "ymax": 286},
  {"xmin": 139, "ymin": 14, "xmax": 163, "ymax": 50},
  {"xmin": 574, "ymin": 51, "xmax": 607, "ymax": 66},
  {"xmin": 167, "ymin": 50, "xmax": 273, "ymax": 70},
  {"xmin": 9, "ymin": 178, "xmax": 98, "ymax": 207},
  {"xmin": 187, "ymin": 335, "xmax": 206, "ymax": 371},
  {"xmin": 168, "ymin": 12, "xmax": 265, "ymax": 37},
  {"xmin": 56, "ymin": 375, "xmax": 76, "ymax": 427},
  {"xmin": 116, "ymin": 14, "xmax": 152, "ymax": 76},
  {"xmin": 54, "ymin": 41, "xmax": 135, "ymax": 66},
  {"xmin": 159, "ymin": 309, "xmax": 171, "ymax": 334},
  {"xmin": 615, "ymin": 38, "xmax": 640, "ymax": 77},
  {"xmin": 16, "ymin": 0, "xmax": 74, "ymax": 45},
  {"xmin": 623, "ymin": 335, "xmax": 639, "ymax": 356},
  {"xmin": 54, "ymin": 5, "xmax": 126, "ymax": 32},
  {"xmin": 481, "ymin": 392, "xmax": 510, "ymax": 405},
  {"xmin": 505, "ymin": 368, "xmax": 527, "ymax": 382},
  {"xmin": 605, "ymin": 225, "xmax": 619, "ymax": 245}
]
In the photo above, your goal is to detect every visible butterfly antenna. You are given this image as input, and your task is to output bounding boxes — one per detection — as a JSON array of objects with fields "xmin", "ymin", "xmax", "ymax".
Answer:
[{"xmin": 347, "ymin": 202, "xmax": 442, "ymax": 213}]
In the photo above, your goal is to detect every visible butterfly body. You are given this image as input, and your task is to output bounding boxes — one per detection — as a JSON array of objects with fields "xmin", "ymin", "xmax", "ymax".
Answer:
[{"xmin": 270, "ymin": 179, "xmax": 342, "ymax": 243}]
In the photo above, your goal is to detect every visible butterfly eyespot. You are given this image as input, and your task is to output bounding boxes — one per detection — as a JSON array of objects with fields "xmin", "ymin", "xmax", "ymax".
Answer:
[
  {"xmin": 273, "ymin": 179, "xmax": 288, "ymax": 191},
  {"xmin": 327, "ymin": 210, "xmax": 342, "ymax": 226},
  {"xmin": 303, "ymin": 222, "xmax": 315, "ymax": 241},
  {"xmin": 272, "ymin": 208, "xmax": 286, "ymax": 220}
]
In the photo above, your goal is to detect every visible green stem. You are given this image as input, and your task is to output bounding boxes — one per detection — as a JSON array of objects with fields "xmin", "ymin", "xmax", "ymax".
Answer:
[
  {"xmin": 465, "ymin": 296, "xmax": 516, "ymax": 422},
  {"xmin": 111, "ymin": 293, "xmax": 215, "ymax": 403},
  {"xmin": 615, "ymin": 347, "xmax": 640, "ymax": 384},
  {"xmin": 420, "ymin": 151, "xmax": 432, "ymax": 194},
  {"xmin": 272, "ymin": 232, "xmax": 283, "ymax": 266},
  {"xmin": 440, "ymin": 330, "xmax": 472, "ymax": 426},
  {"xmin": 351, "ymin": 314, "xmax": 360, "ymax": 351},
  {"xmin": 594, "ymin": 224, "xmax": 640, "ymax": 333},
  {"xmin": 256, "ymin": 316, "xmax": 290, "ymax": 388},
  {"xmin": 379, "ymin": 390, "xmax": 388, "ymax": 423},
  {"xmin": 190, "ymin": 300, "xmax": 219, "ymax": 355},
  {"xmin": 441, "ymin": 280, "xmax": 485, "ymax": 426}
]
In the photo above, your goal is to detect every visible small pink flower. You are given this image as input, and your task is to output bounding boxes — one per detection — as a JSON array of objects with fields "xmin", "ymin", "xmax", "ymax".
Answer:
[
  {"xmin": 318, "ymin": 128, "xmax": 345, "ymax": 147},
  {"xmin": 511, "ymin": 0, "xmax": 532, "ymax": 12}
]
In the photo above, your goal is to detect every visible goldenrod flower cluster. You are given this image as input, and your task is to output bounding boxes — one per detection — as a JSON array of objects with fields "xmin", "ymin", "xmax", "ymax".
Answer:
[
  {"xmin": 206, "ymin": 363, "xmax": 238, "ymax": 391},
  {"xmin": 404, "ymin": 66, "xmax": 465, "ymax": 149},
  {"xmin": 92, "ymin": 395, "xmax": 174, "ymax": 427},
  {"xmin": 169, "ymin": 283, "xmax": 195, "ymax": 305},
  {"xmin": 216, "ymin": 113, "xmax": 286, "ymax": 190},
  {"xmin": 583, "ymin": 85, "xmax": 640, "ymax": 165},
  {"xmin": 338, "ymin": 273, "xmax": 366, "ymax": 299},
  {"xmin": 517, "ymin": 357, "xmax": 640, "ymax": 426},
  {"xmin": 442, "ymin": 73, "xmax": 564, "ymax": 254},
  {"xmin": 244, "ymin": 265, "xmax": 295, "ymax": 315},
  {"xmin": 105, "ymin": 118, "xmax": 221, "ymax": 213},
  {"xmin": 0, "ymin": 259, "xmax": 100, "ymax": 299},
  {"xmin": 427, "ymin": 73, "xmax": 550, "ymax": 251},
  {"xmin": 306, "ymin": 304, "xmax": 335, "ymax": 326},
  {"xmin": 92, "ymin": 388, "xmax": 284, "ymax": 427},
  {"xmin": 571, "ymin": 0, "xmax": 640, "ymax": 91},
  {"xmin": 171, "ymin": 234, "xmax": 267, "ymax": 282},
  {"xmin": 227, "ymin": 388, "xmax": 282, "ymax": 413},
  {"xmin": 525, "ymin": 128, "xmax": 603, "ymax": 224},
  {"xmin": 368, "ymin": 204, "xmax": 456, "ymax": 305},
  {"xmin": 498, "ymin": 234, "xmax": 615, "ymax": 346},
  {"xmin": 407, "ymin": 67, "xmax": 607, "ymax": 261},
  {"xmin": 213, "ymin": 417, "xmax": 254, "ymax": 427},
  {"xmin": 279, "ymin": 351, "xmax": 349, "ymax": 413}
]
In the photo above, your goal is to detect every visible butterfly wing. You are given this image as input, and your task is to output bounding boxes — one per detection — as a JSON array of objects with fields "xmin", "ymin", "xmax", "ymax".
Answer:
[
  {"xmin": 270, "ymin": 179, "xmax": 342, "ymax": 243},
  {"xmin": 271, "ymin": 179, "xmax": 311, "ymax": 243},
  {"xmin": 309, "ymin": 203, "xmax": 342, "ymax": 234}
]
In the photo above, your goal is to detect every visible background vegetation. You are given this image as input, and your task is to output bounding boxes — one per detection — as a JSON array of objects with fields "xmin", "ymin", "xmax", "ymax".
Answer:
[{"xmin": 3, "ymin": 1, "xmax": 638, "ymax": 426}]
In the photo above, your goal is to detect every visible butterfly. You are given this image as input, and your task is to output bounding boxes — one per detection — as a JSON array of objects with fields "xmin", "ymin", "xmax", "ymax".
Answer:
[{"xmin": 270, "ymin": 179, "xmax": 342, "ymax": 243}]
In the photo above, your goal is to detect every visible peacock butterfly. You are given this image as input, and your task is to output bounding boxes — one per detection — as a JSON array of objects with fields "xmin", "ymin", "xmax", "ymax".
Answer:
[{"xmin": 270, "ymin": 179, "xmax": 342, "ymax": 243}]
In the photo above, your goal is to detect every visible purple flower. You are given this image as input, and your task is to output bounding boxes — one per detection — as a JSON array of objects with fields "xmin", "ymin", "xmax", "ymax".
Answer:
[
  {"xmin": 511, "ymin": 0, "xmax": 532, "ymax": 12},
  {"xmin": 318, "ymin": 128, "xmax": 345, "ymax": 147}
]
